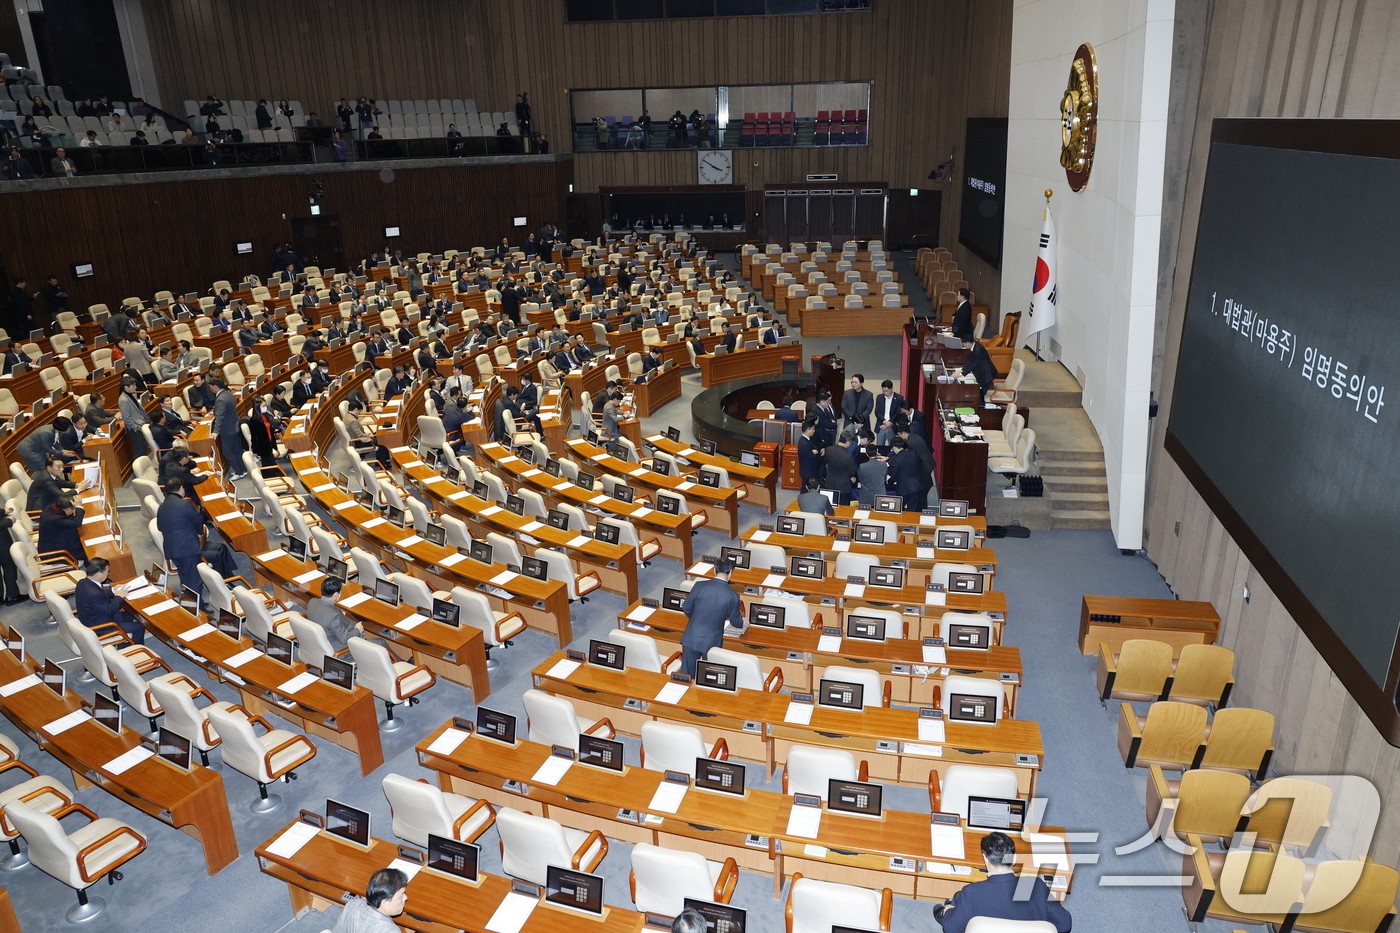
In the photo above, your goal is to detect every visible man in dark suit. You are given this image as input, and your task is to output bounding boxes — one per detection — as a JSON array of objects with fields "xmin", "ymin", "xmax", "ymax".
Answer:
[
  {"xmin": 761, "ymin": 314, "xmax": 787, "ymax": 344},
  {"xmin": 641, "ymin": 347, "xmax": 663, "ymax": 373},
  {"xmin": 812, "ymin": 394, "xmax": 838, "ymax": 450},
  {"xmin": 309, "ymin": 359, "xmax": 332, "ymax": 392},
  {"xmin": 187, "ymin": 372, "xmax": 217, "ymax": 412},
  {"xmin": 841, "ymin": 374, "xmax": 874, "ymax": 433},
  {"xmin": 27, "ymin": 455, "xmax": 83, "ymax": 511},
  {"xmin": 553, "ymin": 342, "xmax": 579, "ymax": 373},
  {"xmin": 959, "ymin": 336, "xmax": 999, "ymax": 404},
  {"xmin": 156, "ymin": 477, "xmax": 210, "ymax": 596},
  {"xmin": 2, "ymin": 342, "xmax": 31, "ymax": 375},
  {"xmin": 57, "ymin": 414, "xmax": 89, "ymax": 463},
  {"xmin": 873, "ymin": 380, "xmax": 905, "ymax": 445},
  {"xmin": 822, "ymin": 431, "xmax": 858, "ymax": 504},
  {"xmin": 160, "ymin": 449, "xmax": 208, "ymax": 500},
  {"xmin": 933, "ymin": 832, "xmax": 1072, "ymax": 933},
  {"xmin": 680, "ymin": 558, "xmax": 745, "ymax": 677},
  {"xmin": 796, "ymin": 478, "xmax": 834, "ymax": 516},
  {"xmin": 883, "ymin": 437, "xmax": 922, "ymax": 505},
  {"xmin": 442, "ymin": 398, "xmax": 474, "ymax": 451},
  {"xmin": 291, "ymin": 371, "xmax": 318, "ymax": 409},
  {"xmin": 797, "ymin": 420, "xmax": 821, "ymax": 486},
  {"xmin": 19, "ymin": 419, "xmax": 69, "ymax": 471},
  {"xmin": 237, "ymin": 323, "xmax": 261, "ymax": 349},
  {"xmin": 572, "ymin": 334, "xmax": 596, "ymax": 363},
  {"xmin": 951, "ymin": 288, "xmax": 976, "ymax": 340},
  {"xmin": 517, "ymin": 373, "xmax": 539, "ymax": 410},
  {"xmin": 211, "ymin": 378, "xmax": 245, "ymax": 479},
  {"xmin": 897, "ymin": 418, "xmax": 936, "ymax": 506},
  {"xmin": 75, "ymin": 557, "xmax": 145, "ymax": 644},
  {"xmin": 720, "ymin": 324, "xmax": 740, "ymax": 353},
  {"xmin": 38, "ymin": 496, "xmax": 85, "ymax": 565},
  {"xmin": 493, "ymin": 385, "xmax": 522, "ymax": 442}
]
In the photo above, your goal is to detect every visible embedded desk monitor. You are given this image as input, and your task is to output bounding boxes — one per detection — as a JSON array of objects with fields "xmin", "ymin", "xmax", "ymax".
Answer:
[
  {"xmin": 321, "ymin": 655, "xmax": 355, "ymax": 690},
  {"xmin": 266, "ymin": 632, "xmax": 295, "ymax": 666},
  {"xmin": 749, "ymin": 603, "xmax": 785, "ymax": 629},
  {"xmin": 873, "ymin": 495, "xmax": 904, "ymax": 513},
  {"xmin": 576, "ymin": 471, "xmax": 596, "ymax": 491},
  {"xmin": 662, "ymin": 587, "xmax": 688, "ymax": 611},
  {"xmin": 3, "ymin": 629, "xmax": 21, "ymax": 662},
  {"xmin": 543, "ymin": 457, "xmax": 561, "ymax": 477},
  {"xmin": 846, "ymin": 614, "xmax": 887, "ymax": 641},
  {"xmin": 695, "ymin": 757, "xmax": 746, "ymax": 796},
  {"xmin": 588, "ymin": 639, "xmax": 625, "ymax": 671},
  {"xmin": 158, "ymin": 727, "xmax": 192, "ymax": 770},
  {"xmin": 852, "ymin": 523, "xmax": 885, "ymax": 544},
  {"xmin": 477, "ymin": 707, "xmax": 517, "ymax": 744},
  {"xmin": 325, "ymin": 799, "xmax": 372, "ymax": 848},
  {"xmin": 790, "ymin": 556, "xmax": 825, "ymax": 580},
  {"xmin": 515, "ymin": 446, "xmax": 534, "ymax": 465},
  {"xmin": 666, "ymin": 426, "xmax": 681, "ymax": 442},
  {"xmin": 936, "ymin": 529, "xmax": 972, "ymax": 550},
  {"xmin": 966, "ymin": 795, "xmax": 1027, "ymax": 832},
  {"xmin": 42, "ymin": 659, "xmax": 65, "ymax": 697},
  {"xmin": 470, "ymin": 540, "xmax": 494, "ymax": 564},
  {"xmin": 547, "ymin": 508, "xmax": 571, "ymax": 530},
  {"xmin": 657, "ymin": 494, "xmax": 681, "ymax": 515},
  {"xmin": 326, "ymin": 557, "xmax": 349, "ymax": 583},
  {"xmin": 521, "ymin": 555, "xmax": 548, "ymax": 581},
  {"xmin": 92, "ymin": 692, "xmax": 121, "ymax": 734},
  {"xmin": 595, "ymin": 521, "xmax": 621, "ymax": 546},
  {"xmin": 939, "ymin": 499, "xmax": 970, "ymax": 518},
  {"xmin": 652, "ymin": 458, "xmax": 671, "ymax": 477},
  {"xmin": 719, "ymin": 546, "xmax": 750, "ymax": 570},
  {"xmin": 473, "ymin": 480, "xmax": 491, "ymax": 499},
  {"xmin": 868, "ymin": 566, "xmax": 904, "ymax": 589},
  {"xmin": 373, "ymin": 578, "xmax": 401, "ymax": 607},
  {"xmin": 949, "ymin": 692, "xmax": 998, "ymax": 723},
  {"xmin": 355, "ymin": 490, "xmax": 374, "ymax": 509},
  {"xmin": 286, "ymin": 535, "xmax": 308, "ymax": 560},
  {"xmin": 613, "ymin": 484, "xmax": 635, "ymax": 504},
  {"xmin": 697, "ymin": 439, "xmax": 717, "ymax": 455},
  {"xmin": 946, "ymin": 620, "xmax": 989, "ymax": 649},
  {"xmin": 740, "ymin": 450, "xmax": 759, "ymax": 467},
  {"xmin": 684, "ymin": 898, "xmax": 746, "ymax": 933},
  {"xmin": 386, "ymin": 505, "xmax": 406, "ymax": 527},
  {"xmin": 695, "ymin": 660, "xmax": 738, "ymax": 692},
  {"xmin": 817, "ymin": 679, "xmax": 864, "ymax": 710},
  {"xmin": 422, "ymin": 449, "xmax": 440, "ymax": 470},
  {"xmin": 424, "ymin": 523, "xmax": 446, "ymax": 546},
  {"xmin": 216, "ymin": 609, "xmax": 242, "ymax": 639},
  {"xmin": 425, "ymin": 834, "xmax": 480, "ymax": 882},
  {"xmin": 546, "ymin": 865, "xmax": 604, "ymax": 916},
  {"xmin": 776, "ymin": 515, "xmax": 805, "ymax": 536},
  {"xmin": 827, "ymin": 779, "xmax": 883, "ymax": 818},
  {"xmin": 948, "ymin": 571, "xmax": 985, "ymax": 595},
  {"xmin": 577, "ymin": 734, "xmax": 625, "ymax": 772},
  {"xmin": 698, "ymin": 469, "xmax": 721, "ymax": 488},
  {"xmin": 506, "ymin": 494, "xmax": 526, "ymax": 516},
  {"xmin": 431, "ymin": 598, "xmax": 460, "ymax": 627}
]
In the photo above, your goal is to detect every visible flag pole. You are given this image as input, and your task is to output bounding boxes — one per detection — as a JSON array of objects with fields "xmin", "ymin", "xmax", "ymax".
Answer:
[{"xmin": 1034, "ymin": 188, "xmax": 1052, "ymax": 362}]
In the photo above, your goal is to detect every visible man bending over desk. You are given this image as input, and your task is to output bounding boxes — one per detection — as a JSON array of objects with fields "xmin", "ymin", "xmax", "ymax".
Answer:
[
  {"xmin": 680, "ymin": 558, "xmax": 745, "ymax": 677},
  {"xmin": 933, "ymin": 832, "xmax": 1071, "ymax": 932}
]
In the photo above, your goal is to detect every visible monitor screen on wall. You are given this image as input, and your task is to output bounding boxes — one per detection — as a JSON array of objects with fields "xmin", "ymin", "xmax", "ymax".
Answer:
[
  {"xmin": 958, "ymin": 117, "xmax": 1007, "ymax": 268},
  {"xmin": 1166, "ymin": 119, "xmax": 1400, "ymax": 743}
]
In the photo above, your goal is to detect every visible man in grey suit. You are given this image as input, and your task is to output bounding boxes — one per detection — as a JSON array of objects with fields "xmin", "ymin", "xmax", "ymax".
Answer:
[
  {"xmin": 18, "ymin": 418, "xmax": 68, "ymax": 471},
  {"xmin": 841, "ymin": 374, "xmax": 874, "ymax": 433},
  {"xmin": 796, "ymin": 478, "xmax": 834, "ymax": 516},
  {"xmin": 822, "ymin": 431, "xmax": 859, "ymax": 504},
  {"xmin": 680, "ymin": 558, "xmax": 746, "ymax": 677},
  {"xmin": 210, "ymin": 377, "xmax": 245, "ymax": 479}
]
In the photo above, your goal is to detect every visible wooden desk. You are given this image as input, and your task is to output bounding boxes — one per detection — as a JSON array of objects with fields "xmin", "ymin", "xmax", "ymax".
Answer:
[
  {"xmin": 125, "ymin": 587, "xmax": 386, "ymax": 777},
  {"xmin": 698, "ymin": 342, "xmax": 805, "ymax": 388},
  {"xmin": 741, "ymin": 527, "xmax": 999, "ymax": 577},
  {"xmin": 0, "ymin": 887, "xmax": 17, "ymax": 933},
  {"xmin": 824, "ymin": 505, "xmax": 988, "ymax": 532},
  {"xmin": 797, "ymin": 305, "xmax": 912, "ymax": 336},
  {"xmin": 0, "ymin": 651, "xmax": 238, "ymax": 874},
  {"xmin": 418, "ymin": 727, "xmax": 1069, "ymax": 900},
  {"xmin": 531, "ymin": 652, "xmax": 1043, "ymax": 795},
  {"xmin": 257, "ymin": 819, "xmax": 645, "ymax": 933},
  {"xmin": 616, "ymin": 602, "xmax": 1022, "ymax": 710},
  {"xmin": 1079, "ymin": 595, "xmax": 1222, "ymax": 657},
  {"xmin": 248, "ymin": 546, "xmax": 491, "ymax": 698},
  {"xmin": 565, "ymin": 437, "xmax": 741, "ymax": 538},
  {"xmin": 631, "ymin": 362, "xmax": 682, "ymax": 417},
  {"xmin": 643, "ymin": 433, "xmax": 777, "ymax": 514}
]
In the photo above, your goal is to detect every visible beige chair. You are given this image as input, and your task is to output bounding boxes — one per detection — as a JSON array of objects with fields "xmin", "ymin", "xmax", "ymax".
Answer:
[
  {"xmin": 1198, "ymin": 707, "xmax": 1275, "ymax": 780},
  {"xmin": 522, "ymin": 688, "xmax": 614, "ymax": 753},
  {"xmin": 381, "ymin": 773, "xmax": 495, "ymax": 847},
  {"xmin": 496, "ymin": 807, "xmax": 607, "ymax": 886},
  {"xmin": 1166, "ymin": 644, "xmax": 1236, "ymax": 707},
  {"xmin": 5, "ymin": 799, "xmax": 146, "ymax": 922},
  {"xmin": 818, "ymin": 665, "xmax": 890, "ymax": 708},
  {"xmin": 147, "ymin": 677, "xmax": 241, "ymax": 767},
  {"xmin": 630, "ymin": 842, "xmax": 738, "ymax": 915},
  {"xmin": 1096, "ymin": 639, "xmax": 1175, "ymax": 703},
  {"xmin": 348, "ymin": 636, "xmax": 436, "ymax": 732},
  {"xmin": 785, "ymin": 874, "xmax": 891, "ymax": 933},
  {"xmin": 205, "ymin": 704, "xmax": 316, "ymax": 813},
  {"xmin": 928, "ymin": 763, "xmax": 1021, "ymax": 818},
  {"xmin": 101, "ymin": 645, "xmax": 197, "ymax": 733},
  {"xmin": 1117, "ymin": 701, "xmax": 1207, "ymax": 770},
  {"xmin": 1145, "ymin": 765, "xmax": 1252, "ymax": 846},
  {"xmin": 0, "ymin": 740, "xmax": 73, "ymax": 872},
  {"xmin": 782, "ymin": 745, "xmax": 867, "ymax": 799}
]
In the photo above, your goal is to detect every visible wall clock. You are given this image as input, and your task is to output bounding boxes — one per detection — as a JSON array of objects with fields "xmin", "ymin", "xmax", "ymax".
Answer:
[
  {"xmin": 1060, "ymin": 43, "xmax": 1098, "ymax": 192},
  {"xmin": 698, "ymin": 150, "xmax": 733, "ymax": 185}
]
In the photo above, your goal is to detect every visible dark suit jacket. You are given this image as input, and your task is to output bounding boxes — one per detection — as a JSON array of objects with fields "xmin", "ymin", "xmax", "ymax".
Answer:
[
  {"xmin": 906, "ymin": 432, "xmax": 936, "ymax": 488},
  {"xmin": 884, "ymin": 449, "xmax": 922, "ymax": 503},
  {"xmin": 75, "ymin": 577, "xmax": 125, "ymax": 628},
  {"xmin": 797, "ymin": 435, "xmax": 820, "ymax": 482},
  {"xmin": 156, "ymin": 493, "xmax": 205, "ymax": 558},
  {"xmin": 553, "ymin": 350, "xmax": 578, "ymax": 372},
  {"xmin": 38, "ymin": 506, "xmax": 85, "ymax": 562},
  {"xmin": 292, "ymin": 381, "xmax": 317, "ymax": 408},
  {"xmin": 822, "ymin": 444, "xmax": 858, "ymax": 498},
  {"xmin": 680, "ymin": 577, "xmax": 744, "ymax": 654},
  {"xmin": 873, "ymin": 392, "xmax": 905, "ymax": 427},
  {"xmin": 965, "ymin": 342, "xmax": 998, "ymax": 392},
  {"xmin": 951, "ymin": 300, "xmax": 975, "ymax": 340},
  {"xmin": 939, "ymin": 873, "xmax": 1072, "ymax": 933},
  {"xmin": 812, "ymin": 405, "xmax": 838, "ymax": 448},
  {"xmin": 720, "ymin": 332, "xmax": 738, "ymax": 353},
  {"xmin": 641, "ymin": 354, "xmax": 662, "ymax": 373},
  {"xmin": 841, "ymin": 387, "xmax": 874, "ymax": 430},
  {"xmin": 517, "ymin": 384, "xmax": 539, "ymax": 408},
  {"xmin": 26, "ymin": 470, "xmax": 75, "ymax": 512}
]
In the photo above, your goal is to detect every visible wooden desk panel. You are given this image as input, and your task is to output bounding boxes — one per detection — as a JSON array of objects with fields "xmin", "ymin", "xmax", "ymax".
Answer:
[
  {"xmin": 565, "ymin": 437, "xmax": 740, "ymax": 538},
  {"xmin": 824, "ymin": 505, "xmax": 988, "ymax": 532},
  {"xmin": 631, "ymin": 363, "xmax": 682, "ymax": 417},
  {"xmin": 741, "ymin": 528, "xmax": 998, "ymax": 577},
  {"xmin": 643, "ymin": 433, "xmax": 777, "ymax": 515},
  {"xmin": 798, "ymin": 306, "xmax": 913, "ymax": 336},
  {"xmin": 0, "ymin": 652, "xmax": 238, "ymax": 874},
  {"xmin": 1079, "ymin": 595, "xmax": 1221, "ymax": 657},
  {"xmin": 698, "ymin": 343, "xmax": 805, "ymax": 388}
]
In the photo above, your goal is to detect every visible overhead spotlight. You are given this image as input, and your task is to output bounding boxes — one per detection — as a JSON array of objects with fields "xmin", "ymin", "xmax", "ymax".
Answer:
[{"xmin": 928, "ymin": 156, "xmax": 954, "ymax": 182}]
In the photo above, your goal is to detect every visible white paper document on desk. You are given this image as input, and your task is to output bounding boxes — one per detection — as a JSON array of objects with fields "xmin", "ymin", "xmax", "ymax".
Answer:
[
  {"xmin": 223, "ymin": 647, "xmax": 263, "ymax": 668},
  {"xmin": 922, "ymin": 644, "xmax": 948, "ymax": 664},
  {"xmin": 427, "ymin": 728, "xmax": 472, "ymax": 756},
  {"xmin": 102, "ymin": 746, "xmax": 155, "ymax": 775},
  {"xmin": 626, "ymin": 606, "xmax": 655, "ymax": 623},
  {"xmin": 783, "ymin": 701, "xmax": 814, "ymax": 725},
  {"xmin": 0, "ymin": 675, "xmax": 40, "ymax": 697},
  {"xmin": 918, "ymin": 718, "xmax": 946, "ymax": 743},
  {"xmin": 843, "ymin": 583, "xmax": 865, "ymax": 598},
  {"xmin": 785, "ymin": 806, "xmax": 822, "ymax": 838},
  {"xmin": 276, "ymin": 672, "xmax": 319, "ymax": 695},
  {"xmin": 264, "ymin": 821, "xmax": 320, "ymax": 858},
  {"xmin": 486, "ymin": 893, "xmax": 538, "ymax": 933},
  {"xmin": 654, "ymin": 682, "xmax": 689, "ymax": 705},
  {"xmin": 647, "ymin": 781, "xmax": 688, "ymax": 814},
  {"xmin": 42, "ymin": 710, "xmax": 91, "ymax": 735},
  {"xmin": 545, "ymin": 659, "xmax": 581, "ymax": 681},
  {"xmin": 531, "ymin": 755, "xmax": 575, "ymax": 786},
  {"xmin": 396, "ymin": 613, "xmax": 428, "ymax": 631},
  {"xmin": 930, "ymin": 822, "xmax": 965, "ymax": 859},
  {"xmin": 817, "ymin": 634, "xmax": 842, "ymax": 653}
]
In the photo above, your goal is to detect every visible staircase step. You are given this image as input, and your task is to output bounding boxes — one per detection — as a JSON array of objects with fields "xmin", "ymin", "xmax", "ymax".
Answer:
[
  {"xmin": 1038, "ymin": 458, "xmax": 1107, "ymax": 477},
  {"xmin": 1048, "ymin": 490, "xmax": 1110, "ymax": 505},
  {"xmin": 1036, "ymin": 447, "xmax": 1105, "ymax": 463},
  {"xmin": 1044, "ymin": 474, "xmax": 1107, "ymax": 494},
  {"xmin": 1051, "ymin": 508, "xmax": 1114, "ymax": 530}
]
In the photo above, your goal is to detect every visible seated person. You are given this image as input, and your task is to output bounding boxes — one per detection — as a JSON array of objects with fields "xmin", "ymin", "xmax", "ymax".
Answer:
[
  {"xmin": 795, "ymin": 477, "xmax": 834, "ymax": 516},
  {"xmin": 75, "ymin": 557, "xmax": 146, "ymax": 645},
  {"xmin": 933, "ymin": 832, "xmax": 1072, "ymax": 933}
]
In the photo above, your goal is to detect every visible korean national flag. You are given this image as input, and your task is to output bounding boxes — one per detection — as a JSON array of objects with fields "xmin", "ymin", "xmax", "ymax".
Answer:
[{"xmin": 1024, "ymin": 208, "xmax": 1057, "ymax": 342}]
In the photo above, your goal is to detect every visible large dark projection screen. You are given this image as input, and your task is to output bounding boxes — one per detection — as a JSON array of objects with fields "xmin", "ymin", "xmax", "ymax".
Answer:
[
  {"xmin": 958, "ymin": 117, "xmax": 1007, "ymax": 268},
  {"xmin": 1167, "ymin": 120, "xmax": 1400, "ymax": 742}
]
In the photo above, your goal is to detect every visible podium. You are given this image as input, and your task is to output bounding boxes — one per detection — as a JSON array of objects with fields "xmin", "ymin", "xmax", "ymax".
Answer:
[{"xmin": 812, "ymin": 352, "xmax": 845, "ymax": 414}]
